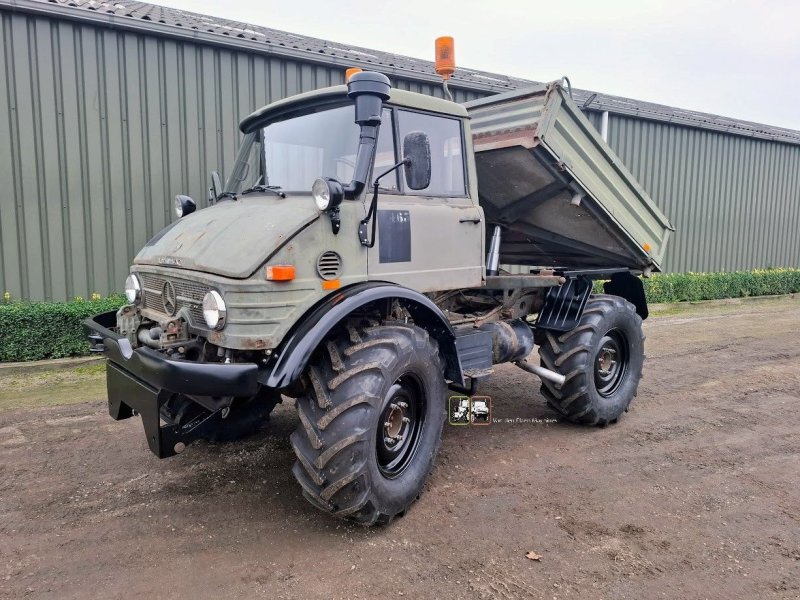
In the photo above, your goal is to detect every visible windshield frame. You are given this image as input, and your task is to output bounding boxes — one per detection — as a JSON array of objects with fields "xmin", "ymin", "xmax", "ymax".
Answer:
[
  {"xmin": 225, "ymin": 97, "xmax": 469, "ymax": 198},
  {"xmin": 225, "ymin": 99, "xmax": 359, "ymax": 195}
]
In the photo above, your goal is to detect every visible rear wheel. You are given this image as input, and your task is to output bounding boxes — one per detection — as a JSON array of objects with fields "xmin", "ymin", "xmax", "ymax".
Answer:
[
  {"xmin": 539, "ymin": 294, "xmax": 645, "ymax": 425},
  {"xmin": 290, "ymin": 323, "xmax": 447, "ymax": 525}
]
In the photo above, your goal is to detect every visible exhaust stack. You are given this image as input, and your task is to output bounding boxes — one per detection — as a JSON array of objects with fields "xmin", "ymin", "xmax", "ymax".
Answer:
[{"xmin": 343, "ymin": 71, "xmax": 391, "ymax": 199}]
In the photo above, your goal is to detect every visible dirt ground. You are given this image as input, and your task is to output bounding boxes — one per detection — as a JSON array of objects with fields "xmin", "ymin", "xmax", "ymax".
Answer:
[{"xmin": 1, "ymin": 296, "xmax": 799, "ymax": 599}]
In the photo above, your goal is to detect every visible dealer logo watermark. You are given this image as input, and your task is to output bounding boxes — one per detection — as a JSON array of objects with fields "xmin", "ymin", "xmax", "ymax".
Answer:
[
  {"xmin": 449, "ymin": 395, "xmax": 559, "ymax": 426},
  {"xmin": 448, "ymin": 396, "xmax": 492, "ymax": 426}
]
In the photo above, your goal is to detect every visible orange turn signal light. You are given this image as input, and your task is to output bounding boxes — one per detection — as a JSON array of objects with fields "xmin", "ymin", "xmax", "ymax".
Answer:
[
  {"xmin": 643, "ymin": 243, "xmax": 652, "ymax": 253},
  {"xmin": 345, "ymin": 67, "xmax": 362, "ymax": 82},
  {"xmin": 322, "ymin": 279, "xmax": 341, "ymax": 290},
  {"xmin": 434, "ymin": 36, "xmax": 456, "ymax": 80},
  {"xmin": 266, "ymin": 265, "xmax": 295, "ymax": 281}
]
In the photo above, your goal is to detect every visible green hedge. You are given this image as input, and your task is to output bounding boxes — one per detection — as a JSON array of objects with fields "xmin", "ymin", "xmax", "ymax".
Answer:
[
  {"xmin": 1, "ymin": 268, "xmax": 799, "ymax": 362},
  {"xmin": 0, "ymin": 296, "xmax": 125, "ymax": 362},
  {"xmin": 593, "ymin": 268, "xmax": 800, "ymax": 303}
]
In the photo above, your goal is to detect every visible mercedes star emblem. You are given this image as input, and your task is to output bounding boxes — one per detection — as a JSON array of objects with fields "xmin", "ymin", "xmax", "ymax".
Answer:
[{"xmin": 162, "ymin": 280, "xmax": 177, "ymax": 316}]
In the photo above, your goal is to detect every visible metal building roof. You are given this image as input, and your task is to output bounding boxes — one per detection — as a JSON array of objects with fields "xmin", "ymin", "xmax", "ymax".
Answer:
[
  {"xmin": 18, "ymin": 0, "xmax": 531, "ymax": 93},
  {"xmin": 6, "ymin": 0, "xmax": 800, "ymax": 145},
  {"xmin": 573, "ymin": 89, "xmax": 800, "ymax": 146}
]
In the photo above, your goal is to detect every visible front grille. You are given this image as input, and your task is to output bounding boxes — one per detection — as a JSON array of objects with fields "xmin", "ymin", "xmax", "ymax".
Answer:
[{"xmin": 140, "ymin": 272, "xmax": 208, "ymax": 326}]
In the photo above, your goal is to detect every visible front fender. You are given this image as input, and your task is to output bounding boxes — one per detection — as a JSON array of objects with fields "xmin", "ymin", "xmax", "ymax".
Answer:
[{"xmin": 261, "ymin": 282, "xmax": 462, "ymax": 388}]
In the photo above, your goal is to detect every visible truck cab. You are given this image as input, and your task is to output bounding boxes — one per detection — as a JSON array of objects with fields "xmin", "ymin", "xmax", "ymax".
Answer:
[{"xmin": 126, "ymin": 79, "xmax": 483, "ymax": 355}]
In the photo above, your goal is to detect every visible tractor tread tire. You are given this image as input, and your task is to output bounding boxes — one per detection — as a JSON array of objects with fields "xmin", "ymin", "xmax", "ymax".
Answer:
[
  {"xmin": 290, "ymin": 323, "xmax": 446, "ymax": 526},
  {"xmin": 539, "ymin": 294, "xmax": 645, "ymax": 426}
]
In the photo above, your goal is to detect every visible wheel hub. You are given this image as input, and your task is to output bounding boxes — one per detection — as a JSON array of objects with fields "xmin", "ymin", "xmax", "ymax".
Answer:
[
  {"xmin": 597, "ymin": 347, "xmax": 617, "ymax": 375},
  {"xmin": 383, "ymin": 401, "xmax": 409, "ymax": 443},
  {"xmin": 593, "ymin": 329, "xmax": 629, "ymax": 397},
  {"xmin": 376, "ymin": 375, "xmax": 425, "ymax": 478}
]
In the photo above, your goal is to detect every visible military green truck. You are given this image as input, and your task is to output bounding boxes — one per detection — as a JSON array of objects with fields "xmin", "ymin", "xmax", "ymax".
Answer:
[{"xmin": 86, "ymin": 71, "xmax": 673, "ymax": 526}]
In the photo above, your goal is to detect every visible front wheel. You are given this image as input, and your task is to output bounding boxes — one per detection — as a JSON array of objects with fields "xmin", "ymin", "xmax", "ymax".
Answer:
[
  {"xmin": 539, "ymin": 294, "xmax": 645, "ymax": 425},
  {"xmin": 290, "ymin": 323, "xmax": 447, "ymax": 525}
]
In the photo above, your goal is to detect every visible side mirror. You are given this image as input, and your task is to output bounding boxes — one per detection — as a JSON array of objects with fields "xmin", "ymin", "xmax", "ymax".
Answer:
[
  {"xmin": 403, "ymin": 131, "xmax": 432, "ymax": 191},
  {"xmin": 209, "ymin": 171, "xmax": 222, "ymax": 203},
  {"xmin": 175, "ymin": 195, "xmax": 196, "ymax": 218}
]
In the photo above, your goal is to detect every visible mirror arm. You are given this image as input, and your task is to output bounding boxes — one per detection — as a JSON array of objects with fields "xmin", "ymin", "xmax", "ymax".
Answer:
[{"xmin": 358, "ymin": 159, "xmax": 409, "ymax": 248}]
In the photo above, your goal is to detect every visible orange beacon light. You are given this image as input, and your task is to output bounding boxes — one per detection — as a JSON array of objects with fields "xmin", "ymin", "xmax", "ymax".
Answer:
[
  {"xmin": 345, "ymin": 67, "xmax": 362, "ymax": 81},
  {"xmin": 434, "ymin": 36, "xmax": 456, "ymax": 80}
]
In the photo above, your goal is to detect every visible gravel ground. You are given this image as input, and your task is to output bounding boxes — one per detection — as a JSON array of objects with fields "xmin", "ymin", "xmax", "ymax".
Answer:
[{"xmin": 1, "ymin": 296, "xmax": 798, "ymax": 599}]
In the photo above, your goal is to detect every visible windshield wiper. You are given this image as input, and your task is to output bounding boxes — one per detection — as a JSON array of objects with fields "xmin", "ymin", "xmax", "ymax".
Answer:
[
  {"xmin": 215, "ymin": 191, "xmax": 238, "ymax": 201},
  {"xmin": 241, "ymin": 185, "xmax": 286, "ymax": 198}
]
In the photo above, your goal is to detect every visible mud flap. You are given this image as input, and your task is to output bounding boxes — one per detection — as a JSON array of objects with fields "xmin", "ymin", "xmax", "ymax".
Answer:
[
  {"xmin": 535, "ymin": 276, "xmax": 593, "ymax": 332},
  {"xmin": 603, "ymin": 272, "xmax": 649, "ymax": 319}
]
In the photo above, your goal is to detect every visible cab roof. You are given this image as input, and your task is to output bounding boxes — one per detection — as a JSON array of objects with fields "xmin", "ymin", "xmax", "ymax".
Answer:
[{"xmin": 240, "ymin": 85, "xmax": 468, "ymax": 132}]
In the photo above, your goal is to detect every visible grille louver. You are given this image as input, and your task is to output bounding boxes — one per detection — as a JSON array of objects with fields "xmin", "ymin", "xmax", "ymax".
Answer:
[
  {"xmin": 316, "ymin": 251, "xmax": 342, "ymax": 280},
  {"xmin": 139, "ymin": 273, "xmax": 208, "ymax": 325}
]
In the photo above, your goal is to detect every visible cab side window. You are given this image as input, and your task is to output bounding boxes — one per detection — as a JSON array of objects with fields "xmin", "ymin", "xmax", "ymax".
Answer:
[{"xmin": 397, "ymin": 110, "xmax": 466, "ymax": 196}]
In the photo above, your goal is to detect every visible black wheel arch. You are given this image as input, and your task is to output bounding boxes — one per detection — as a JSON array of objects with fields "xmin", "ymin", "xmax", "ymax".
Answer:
[
  {"xmin": 262, "ymin": 282, "xmax": 462, "ymax": 389},
  {"xmin": 603, "ymin": 271, "xmax": 649, "ymax": 320}
]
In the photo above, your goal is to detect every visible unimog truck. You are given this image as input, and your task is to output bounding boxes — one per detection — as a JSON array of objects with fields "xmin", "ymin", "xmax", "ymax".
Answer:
[{"xmin": 86, "ymin": 57, "xmax": 673, "ymax": 525}]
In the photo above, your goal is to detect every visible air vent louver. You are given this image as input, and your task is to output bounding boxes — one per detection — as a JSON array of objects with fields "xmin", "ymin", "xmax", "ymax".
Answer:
[{"xmin": 316, "ymin": 251, "xmax": 342, "ymax": 280}]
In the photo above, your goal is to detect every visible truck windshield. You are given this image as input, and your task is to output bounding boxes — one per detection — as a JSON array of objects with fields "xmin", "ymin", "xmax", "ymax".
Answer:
[{"xmin": 224, "ymin": 104, "xmax": 361, "ymax": 194}]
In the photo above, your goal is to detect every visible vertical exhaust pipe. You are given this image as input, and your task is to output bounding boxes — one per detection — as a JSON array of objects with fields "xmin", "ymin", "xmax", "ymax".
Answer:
[
  {"xmin": 486, "ymin": 225, "xmax": 502, "ymax": 276},
  {"xmin": 343, "ymin": 72, "xmax": 391, "ymax": 199}
]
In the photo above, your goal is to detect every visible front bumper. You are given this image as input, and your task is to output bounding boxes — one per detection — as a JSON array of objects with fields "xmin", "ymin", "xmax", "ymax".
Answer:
[{"xmin": 85, "ymin": 310, "xmax": 261, "ymax": 458}]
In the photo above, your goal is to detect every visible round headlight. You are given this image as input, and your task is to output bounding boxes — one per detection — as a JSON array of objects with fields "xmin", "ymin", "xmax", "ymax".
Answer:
[
  {"xmin": 312, "ymin": 178, "xmax": 331, "ymax": 211},
  {"xmin": 124, "ymin": 274, "xmax": 141, "ymax": 304},
  {"xmin": 174, "ymin": 194, "xmax": 196, "ymax": 219},
  {"xmin": 202, "ymin": 290, "xmax": 226, "ymax": 330},
  {"xmin": 311, "ymin": 178, "xmax": 344, "ymax": 212}
]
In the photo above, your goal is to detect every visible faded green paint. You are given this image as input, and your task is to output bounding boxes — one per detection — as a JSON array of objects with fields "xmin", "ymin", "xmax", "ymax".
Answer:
[{"xmin": 131, "ymin": 85, "xmax": 484, "ymax": 350}]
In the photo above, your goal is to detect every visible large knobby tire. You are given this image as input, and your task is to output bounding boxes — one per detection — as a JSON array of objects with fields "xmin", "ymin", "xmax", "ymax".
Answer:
[
  {"xmin": 290, "ymin": 323, "xmax": 447, "ymax": 525},
  {"xmin": 539, "ymin": 294, "xmax": 645, "ymax": 426}
]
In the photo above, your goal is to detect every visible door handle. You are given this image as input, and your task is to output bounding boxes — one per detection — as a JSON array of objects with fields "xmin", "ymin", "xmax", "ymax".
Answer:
[{"xmin": 459, "ymin": 217, "xmax": 481, "ymax": 224}]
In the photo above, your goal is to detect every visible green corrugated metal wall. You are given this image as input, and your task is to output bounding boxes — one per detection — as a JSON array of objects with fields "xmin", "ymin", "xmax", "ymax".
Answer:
[
  {"xmin": 0, "ymin": 9, "xmax": 482, "ymax": 300},
  {"xmin": 585, "ymin": 111, "xmax": 800, "ymax": 274},
  {"xmin": 1, "ymin": 9, "xmax": 799, "ymax": 300}
]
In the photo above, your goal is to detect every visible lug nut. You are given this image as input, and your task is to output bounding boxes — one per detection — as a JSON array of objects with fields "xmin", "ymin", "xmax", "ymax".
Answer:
[
  {"xmin": 398, "ymin": 401, "xmax": 408, "ymax": 409},
  {"xmin": 402, "ymin": 416, "xmax": 410, "ymax": 423}
]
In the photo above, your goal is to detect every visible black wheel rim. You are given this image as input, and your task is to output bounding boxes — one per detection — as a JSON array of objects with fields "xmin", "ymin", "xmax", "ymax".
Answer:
[
  {"xmin": 376, "ymin": 373, "xmax": 426, "ymax": 479},
  {"xmin": 593, "ymin": 329, "xmax": 629, "ymax": 397}
]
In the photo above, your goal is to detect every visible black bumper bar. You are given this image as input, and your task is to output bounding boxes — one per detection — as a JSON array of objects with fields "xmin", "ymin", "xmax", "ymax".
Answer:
[{"xmin": 84, "ymin": 310, "xmax": 261, "ymax": 458}]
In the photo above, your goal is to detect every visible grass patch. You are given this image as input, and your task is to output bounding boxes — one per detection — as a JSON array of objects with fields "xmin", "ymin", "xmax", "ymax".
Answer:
[
  {"xmin": 74, "ymin": 362, "xmax": 107, "ymax": 376},
  {"xmin": 647, "ymin": 293, "xmax": 799, "ymax": 318},
  {"xmin": 0, "ymin": 363, "xmax": 107, "ymax": 412}
]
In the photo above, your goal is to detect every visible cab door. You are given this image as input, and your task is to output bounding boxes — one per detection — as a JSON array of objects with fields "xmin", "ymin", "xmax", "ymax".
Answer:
[{"xmin": 367, "ymin": 108, "xmax": 484, "ymax": 292}]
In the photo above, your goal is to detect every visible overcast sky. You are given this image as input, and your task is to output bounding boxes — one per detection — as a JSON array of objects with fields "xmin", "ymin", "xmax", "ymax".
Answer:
[{"xmin": 159, "ymin": 0, "xmax": 800, "ymax": 131}]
